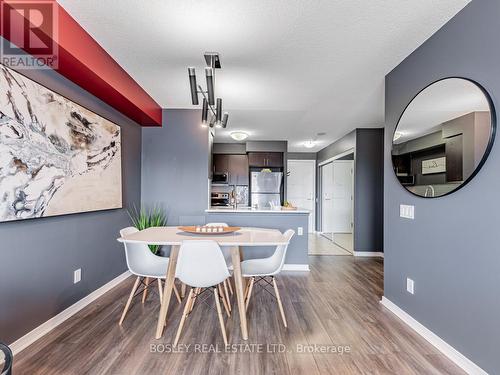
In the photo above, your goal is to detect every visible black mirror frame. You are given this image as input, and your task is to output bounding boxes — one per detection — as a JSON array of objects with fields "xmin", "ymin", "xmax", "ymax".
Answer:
[{"xmin": 391, "ymin": 77, "xmax": 497, "ymax": 199}]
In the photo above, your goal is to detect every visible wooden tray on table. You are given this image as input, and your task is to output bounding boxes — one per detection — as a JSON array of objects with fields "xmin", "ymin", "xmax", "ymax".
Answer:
[{"xmin": 178, "ymin": 226, "xmax": 241, "ymax": 235}]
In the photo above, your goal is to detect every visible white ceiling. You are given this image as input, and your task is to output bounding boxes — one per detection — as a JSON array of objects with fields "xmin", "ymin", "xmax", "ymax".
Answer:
[
  {"xmin": 58, "ymin": 0, "xmax": 470, "ymax": 152},
  {"xmin": 395, "ymin": 78, "xmax": 490, "ymax": 144}
]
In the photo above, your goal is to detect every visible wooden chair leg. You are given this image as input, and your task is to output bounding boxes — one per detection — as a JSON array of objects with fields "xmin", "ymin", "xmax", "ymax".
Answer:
[
  {"xmin": 174, "ymin": 289, "xmax": 194, "ymax": 347},
  {"xmin": 245, "ymin": 277, "xmax": 255, "ymax": 311},
  {"xmin": 227, "ymin": 276, "xmax": 234, "ymax": 295},
  {"xmin": 214, "ymin": 288, "xmax": 228, "ymax": 346},
  {"xmin": 190, "ymin": 287, "xmax": 200, "ymax": 313},
  {"xmin": 119, "ymin": 277, "xmax": 141, "ymax": 325},
  {"xmin": 218, "ymin": 284, "xmax": 231, "ymax": 317},
  {"xmin": 173, "ymin": 282, "xmax": 182, "ymax": 304},
  {"xmin": 181, "ymin": 283, "xmax": 187, "ymax": 298},
  {"xmin": 272, "ymin": 277, "xmax": 287, "ymax": 328},
  {"xmin": 223, "ymin": 280, "xmax": 232, "ymax": 312},
  {"xmin": 142, "ymin": 277, "xmax": 150, "ymax": 304},
  {"xmin": 157, "ymin": 279, "xmax": 163, "ymax": 304},
  {"xmin": 244, "ymin": 278, "xmax": 251, "ymax": 299}
]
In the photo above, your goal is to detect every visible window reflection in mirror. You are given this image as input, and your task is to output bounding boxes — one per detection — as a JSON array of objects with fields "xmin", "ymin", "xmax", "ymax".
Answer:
[{"xmin": 392, "ymin": 78, "xmax": 495, "ymax": 198}]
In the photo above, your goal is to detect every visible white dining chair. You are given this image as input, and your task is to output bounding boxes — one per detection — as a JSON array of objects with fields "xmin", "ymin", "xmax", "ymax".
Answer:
[
  {"xmin": 206, "ymin": 222, "xmax": 234, "ymax": 307},
  {"xmin": 174, "ymin": 240, "xmax": 231, "ymax": 346},
  {"xmin": 118, "ymin": 227, "xmax": 181, "ymax": 325},
  {"xmin": 241, "ymin": 229, "xmax": 295, "ymax": 328}
]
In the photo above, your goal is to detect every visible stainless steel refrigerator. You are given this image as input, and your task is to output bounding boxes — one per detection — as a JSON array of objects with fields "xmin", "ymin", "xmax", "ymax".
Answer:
[{"xmin": 250, "ymin": 171, "xmax": 283, "ymax": 208}]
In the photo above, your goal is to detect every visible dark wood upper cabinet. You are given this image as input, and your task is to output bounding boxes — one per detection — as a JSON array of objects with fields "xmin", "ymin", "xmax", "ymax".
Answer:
[
  {"xmin": 213, "ymin": 154, "xmax": 229, "ymax": 173},
  {"xmin": 212, "ymin": 154, "xmax": 249, "ymax": 185},
  {"xmin": 265, "ymin": 152, "xmax": 283, "ymax": 167},
  {"xmin": 230, "ymin": 154, "xmax": 249, "ymax": 185},
  {"xmin": 247, "ymin": 152, "xmax": 283, "ymax": 167},
  {"xmin": 445, "ymin": 134, "xmax": 463, "ymax": 182}
]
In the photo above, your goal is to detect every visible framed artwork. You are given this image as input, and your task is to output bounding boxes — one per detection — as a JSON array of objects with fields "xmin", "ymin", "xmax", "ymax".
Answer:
[
  {"xmin": 0, "ymin": 64, "xmax": 122, "ymax": 222},
  {"xmin": 422, "ymin": 157, "xmax": 446, "ymax": 175}
]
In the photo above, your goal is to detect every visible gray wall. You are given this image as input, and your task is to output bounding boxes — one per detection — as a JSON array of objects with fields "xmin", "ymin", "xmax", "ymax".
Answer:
[
  {"xmin": 205, "ymin": 212, "xmax": 309, "ymax": 264},
  {"xmin": 317, "ymin": 130, "xmax": 356, "ymax": 163},
  {"xmin": 315, "ymin": 129, "xmax": 384, "ymax": 253},
  {"xmin": 245, "ymin": 141, "xmax": 287, "ymax": 153},
  {"xmin": 0, "ymin": 63, "xmax": 142, "ymax": 345},
  {"xmin": 384, "ymin": 1, "xmax": 500, "ymax": 372},
  {"xmin": 212, "ymin": 143, "xmax": 246, "ymax": 155},
  {"xmin": 287, "ymin": 152, "xmax": 317, "ymax": 161},
  {"xmin": 142, "ymin": 109, "xmax": 209, "ymax": 226},
  {"xmin": 354, "ymin": 129, "xmax": 384, "ymax": 252}
]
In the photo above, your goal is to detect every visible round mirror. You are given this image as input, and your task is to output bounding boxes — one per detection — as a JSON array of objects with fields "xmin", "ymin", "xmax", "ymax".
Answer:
[{"xmin": 392, "ymin": 78, "xmax": 496, "ymax": 198}]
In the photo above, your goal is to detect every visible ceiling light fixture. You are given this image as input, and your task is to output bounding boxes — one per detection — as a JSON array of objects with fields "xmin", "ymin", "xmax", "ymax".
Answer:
[
  {"xmin": 303, "ymin": 140, "xmax": 316, "ymax": 149},
  {"xmin": 222, "ymin": 112, "xmax": 229, "ymax": 128},
  {"xmin": 201, "ymin": 98, "xmax": 208, "ymax": 126},
  {"xmin": 230, "ymin": 131, "xmax": 249, "ymax": 141},
  {"xmin": 188, "ymin": 52, "xmax": 229, "ymax": 130}
]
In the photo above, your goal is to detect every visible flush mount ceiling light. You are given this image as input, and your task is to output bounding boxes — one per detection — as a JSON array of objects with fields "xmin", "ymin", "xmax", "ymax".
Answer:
[
  {"xmin": 230, "ymin": 131, "xmax": 249, "ymax": 141},
  {"xmin": 303, "ymin": 140, "xmax": 316, "ymax": 149},
  {"xmin": 188, "ymin": 52, "xmax": 229, "ymax": 129}
]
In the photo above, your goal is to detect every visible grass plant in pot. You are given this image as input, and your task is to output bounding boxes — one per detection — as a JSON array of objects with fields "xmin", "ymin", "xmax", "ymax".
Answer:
[{"xmin": 128, "ymin": 205, "xmax": 167, "ymax": 255}]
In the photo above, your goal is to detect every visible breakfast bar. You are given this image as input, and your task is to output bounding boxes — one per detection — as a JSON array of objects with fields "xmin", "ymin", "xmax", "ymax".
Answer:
[{"xmin": 205, "ymin": 207, "xmax": 310, "ymax": 267}]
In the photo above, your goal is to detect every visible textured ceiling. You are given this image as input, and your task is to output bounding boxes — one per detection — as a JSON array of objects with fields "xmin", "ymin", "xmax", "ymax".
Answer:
[{"xmin": 58, "ymin": 0, "xmax": 470, "ymax": 151}]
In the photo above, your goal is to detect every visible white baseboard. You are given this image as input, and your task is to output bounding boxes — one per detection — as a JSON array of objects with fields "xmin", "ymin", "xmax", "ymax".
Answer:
[
  {"xmin": 282, "ymin": 264, "xmax": 310, "ymax": 271},
  {"xmin": 354, "ymin": 251, "xmax": 384, "ymax": 258},
  {"xmin": 380, "ymin": 297, "xmax": 487, "ymax": 375},
  {"xmin": 10, "ymin": 271, "xmax": 131, "ymax": 355}
]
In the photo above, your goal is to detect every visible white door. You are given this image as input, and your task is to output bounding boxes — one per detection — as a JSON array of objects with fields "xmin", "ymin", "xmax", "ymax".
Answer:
[
  {"xmin": 321, "ymin": 162, "xmax": 334, "ymax": 237},
  {"xmin": 332, "ymin": 161, "xmax": 354, "ymax": 233},
  {"xmin": 287, "ymin": 160, "xmax": 315, "ymax": 232}
]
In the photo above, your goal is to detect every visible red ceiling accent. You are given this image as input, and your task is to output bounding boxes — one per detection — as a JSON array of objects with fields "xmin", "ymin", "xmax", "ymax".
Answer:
[{"xmin": 0, "ymin": 0, "xmax": 162, "ymax": 126}]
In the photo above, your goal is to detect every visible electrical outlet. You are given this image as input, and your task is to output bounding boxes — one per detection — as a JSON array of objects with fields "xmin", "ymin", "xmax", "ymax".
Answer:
[
  {"xmin": 400, "ymin": 204, "xmax": 415, "ymax": 219},
  {"xmin": 298, "ymin": 227, "xmax": 303, "ymax": 236},
  {"xmin": 74, "ymin": 269, "xmax": 81, "ymax": 284},
  {"xmin": 406, "ymin": 278, "xmax": 414, "ymax": 294}
]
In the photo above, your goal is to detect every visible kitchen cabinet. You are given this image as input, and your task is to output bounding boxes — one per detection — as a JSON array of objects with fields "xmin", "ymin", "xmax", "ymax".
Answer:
[
  {"xmin": 213, "ymin": 154, "xmax": 229, "ymax": 174},
  {"xmin": 230, "ymin": 154, "xmax": 249, "ymax": 185},
  {"xmin": 445, "ymin": 134, "xmax": 463, "ymax": 182},
  {"xmin": 213, "ymin": 154, "xmax": 249, "ymax": 185},
  {"xmin": 247, "ymin": 152, "xmax": 283, "ymax": 168}
]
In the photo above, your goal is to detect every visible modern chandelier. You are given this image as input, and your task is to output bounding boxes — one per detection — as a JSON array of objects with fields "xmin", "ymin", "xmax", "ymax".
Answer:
[{"xmin": 188, "ymin": 52, "xmax": 228, "ymax": 129}]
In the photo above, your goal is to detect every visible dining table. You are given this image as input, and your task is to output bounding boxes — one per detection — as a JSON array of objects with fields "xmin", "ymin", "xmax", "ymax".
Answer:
[{"xmin": 117, "ymin": 226, "xmax": 289, "ymax": 340}]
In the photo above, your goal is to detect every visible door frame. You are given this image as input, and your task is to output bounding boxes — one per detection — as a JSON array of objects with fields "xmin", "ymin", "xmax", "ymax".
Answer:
[
  {"xmin": 287, "ymin": 159, "xmax": 316, "ymax": 233},
  {"xmin": 318, "ymin": 148, "xmax": 355, "ymax": 238}
]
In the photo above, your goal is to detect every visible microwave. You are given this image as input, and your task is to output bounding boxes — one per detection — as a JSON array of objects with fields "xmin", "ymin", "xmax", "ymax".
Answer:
[{"xmin": 212, "ymin": 173, "xmax": 229, "ymax": 184}]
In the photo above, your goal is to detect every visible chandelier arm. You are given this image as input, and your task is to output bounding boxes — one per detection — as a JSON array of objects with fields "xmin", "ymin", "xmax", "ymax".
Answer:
[{"xmin": 198, "ymin": 84, "xmax": 218, "ymax": 117}]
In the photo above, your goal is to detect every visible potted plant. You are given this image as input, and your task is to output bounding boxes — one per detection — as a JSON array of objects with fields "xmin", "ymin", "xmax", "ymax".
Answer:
[{"xmin": 128, "ymin": 205, "xmax": 167, "ymax": 255}]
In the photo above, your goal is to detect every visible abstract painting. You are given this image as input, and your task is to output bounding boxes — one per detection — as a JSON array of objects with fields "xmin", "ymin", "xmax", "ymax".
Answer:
[{"xmin": 0, "ymin": 64, "xmax": 122, "ymax": 222}]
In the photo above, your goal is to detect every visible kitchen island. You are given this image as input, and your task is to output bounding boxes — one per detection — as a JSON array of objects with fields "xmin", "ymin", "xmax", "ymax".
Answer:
[{"xmin": 205, "ymin": 207, "xmax": 310, "ymax": 269}]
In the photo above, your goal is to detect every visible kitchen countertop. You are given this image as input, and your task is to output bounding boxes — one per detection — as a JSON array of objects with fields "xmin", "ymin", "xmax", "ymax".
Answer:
[{"xmin": 206, "ymin": 207, "xmax": 310, "ymax": 214}]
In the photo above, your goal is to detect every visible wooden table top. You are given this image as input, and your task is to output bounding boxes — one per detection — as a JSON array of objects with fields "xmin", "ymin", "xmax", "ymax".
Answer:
[{"xmin": 117, "ymin": 226, "xmax": 289, "ymax": 246}]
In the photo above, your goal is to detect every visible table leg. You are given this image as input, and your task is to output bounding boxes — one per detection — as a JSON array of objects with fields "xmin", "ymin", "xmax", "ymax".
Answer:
[
  {"xmin": 231, "ymin": 246, "xmax": 248, "ymax": 340},
  {"xmin": 155, "ymin": 245, "xmax": 179, "ymax": 339}
]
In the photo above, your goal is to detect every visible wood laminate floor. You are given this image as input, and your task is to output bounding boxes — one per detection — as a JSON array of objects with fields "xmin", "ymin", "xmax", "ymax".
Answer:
[
  {"xmin": 14, "ymin": 256, "xmax": 464, "ymax": 375},
  {"xmin": 309, "ymin": 234, "xmax": 352, "ymax": 256}
]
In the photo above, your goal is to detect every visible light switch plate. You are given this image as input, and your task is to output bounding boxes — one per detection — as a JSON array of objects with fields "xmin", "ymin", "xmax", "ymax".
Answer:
[
  {"xmin": 406, "ymin": 278, "xmax": 414, "ymax": 294},
  {"xmin": 400, "ymin": 204, "xmax": 415, "ymax": 219},
  {"xmin": 298, "ymin": 227, "xmax": 303, "ymax": 236},
  {"xmin": 74, "ymin": 269, "xmax": 81, "ymax": 284}
]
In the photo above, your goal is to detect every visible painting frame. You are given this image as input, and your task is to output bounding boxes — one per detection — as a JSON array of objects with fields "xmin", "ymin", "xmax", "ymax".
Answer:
[{"xmin": 0, "ymin": 64, "xmax": 123, "ymax": 223}]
